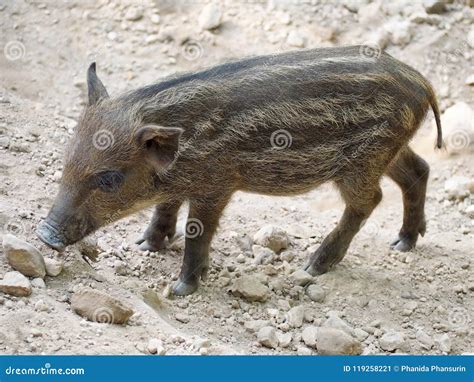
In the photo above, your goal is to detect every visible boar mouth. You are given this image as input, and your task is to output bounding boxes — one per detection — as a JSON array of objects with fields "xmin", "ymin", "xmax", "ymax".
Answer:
[{"xmin": 36, "ymin": 220, "xmax": 67, "ymax": 252}]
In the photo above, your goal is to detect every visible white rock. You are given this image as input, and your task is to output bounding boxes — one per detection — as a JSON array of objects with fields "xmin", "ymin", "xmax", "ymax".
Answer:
[
  {"xmin": 253, "ymin": 225, "xmax": 289, "ymax": 253},
  {"xmin": 301, "ymin": 326, "xmax": 318, "ymax": 348},
  {"xmin": 465, "ymin": 205, "xmax": 474, "ymax": 219},
  {"xmin": 306, "ymin": 284, "xmax": 326, "ymax": 302},
  {"xmin": 354, "ymin": 328, "xmax": 369, "ymax": 341},
  {"xmin": 2, "ymin": 234, "xmax": 46, "ymax": 278},
  {"xmin": 277, "ymin": 332, "xmax": 292, "ymax": 348},
  {"xmin": 379, "ymin": 330, "xmax": 405, "ymax": 352},
  {"xmin": 439, "ymin": 102, "xmax": 474, "ymax": 154},
  {"xmin": 257, "ymin": 326, "xmax": 279, "ymax": 349},
  {"xmin": 316, "ymin": 327, "xmax": 362, "ymax": 355},
  {"xmin": 198, "ymin": 3, "xmax": 222, "ymax": 30},
  {"xmin": 34, "ymin": 299, "xmax": 49, "ymax": 312},
  {"xmin": 150, "ymin": 14, "xmax": 161, "ymax": 25},
  {"xmin": 416, "ymin": 329, "xmax": 434, "ymax": 350},
  {"xmin": 287, "ymin": 31, "xmax": 305, "ymax": 47},
  {"xmin": 435, "ymin": 333, "xmax": 451, "ymax": 353},
  {"xmin": 0, "ymin": 271, "xmax": 32, "ymax": 297},
  {"xmin": 444, "ymin": 176, "xmax": 474, "ymax": 200},
  {"xmin": 322, "ymin": 312, "xmax": 354, "ymax": 336},
  {"xmin": 31, "ymin": 278, "xmax": 46, "ymax": 288},
  {"xmin": 231, "ymin": 275, "xmax": 268, "ymax": 302},
  {"xmin": 244, "ymin": 319, "xmax": 271, "ymax": 333},
  {"xmin": 252, "ymin": 245, "xmax": 274, "ymax": 265},
  {"xmin": 466, "ymin": 74, "xmax": 474, "ymax": 86},
  {"xmin": 124, "ymin": 7, "xmax": 143, "ymax": 21},
  {"xmin": 290, "ymin": 270, "xmax": 313, "ymax": 286},
  {"xmin": 44, "ymin": 258, "xmax": 63, "ymax": 277},
  {"xmin": 384, "ymin": 20, "xmax": 412, "ymax": 45},
  {"xmin": 286, "ymin": 305, "xmax": 305, "ymax": 328},
  {"xmin": 147, "ymin": 338, "xmax": 166, "ymax": 355}
]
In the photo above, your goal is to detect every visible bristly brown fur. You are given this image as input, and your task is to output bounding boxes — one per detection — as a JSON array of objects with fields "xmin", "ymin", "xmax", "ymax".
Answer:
[{"xmin": 48, "ymin": 46, "xmax": 442, "ymax": 295}]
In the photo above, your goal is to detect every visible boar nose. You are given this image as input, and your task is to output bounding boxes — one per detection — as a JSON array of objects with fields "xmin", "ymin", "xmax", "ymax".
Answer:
[{"xmin": 36, "ymin": 220, "xmax": 66, "ymax": 252}]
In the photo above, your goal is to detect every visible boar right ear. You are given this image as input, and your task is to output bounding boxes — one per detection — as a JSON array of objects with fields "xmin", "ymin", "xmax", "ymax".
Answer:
[
  {"xmin": 135, "ymin": 125, "xmax": 183, "ymax": 171},
  {"xmin": 87, "ymin": 62, "xmax": 109, "ymax": 106}
]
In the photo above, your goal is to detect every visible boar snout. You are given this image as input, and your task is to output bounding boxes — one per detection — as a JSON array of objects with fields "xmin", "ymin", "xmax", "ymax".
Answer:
[{"xmin": 37, "ymin": 190, "xmax": 97, "ymax": 251}]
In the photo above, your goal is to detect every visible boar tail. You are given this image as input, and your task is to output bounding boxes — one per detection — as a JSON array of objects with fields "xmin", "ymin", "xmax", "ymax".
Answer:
[{"xmin": 427, "ymin": 88, "xmax": 443, "ymax": 149}]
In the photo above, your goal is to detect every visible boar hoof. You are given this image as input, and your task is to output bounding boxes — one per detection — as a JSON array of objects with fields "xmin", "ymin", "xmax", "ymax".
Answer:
[
  {"xmin": 135, "ymin": 237, "xmax": 166, "ymax": 252},
  {"xmin": 390, "ymin": 236, "xmax": 416, "ymax": 252},
  {"xmin": 172, "ymin": 278, "xmax": 199, "ymax": 296},
  {"xmin": 303, "ymin": 262, "xmax": 331, "ymax": 277}
]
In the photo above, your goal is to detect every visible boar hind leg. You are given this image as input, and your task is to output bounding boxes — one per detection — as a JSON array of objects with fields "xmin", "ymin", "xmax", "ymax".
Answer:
[
  {"xmin": 172, "ymin": 196, "xmax": 230, "ymax": 296},
  {"xmin": 387, "ymin": 147, "xmax": 429, "ymax": 252},
  {"xmin": 136, "ymin": 201, "xmax": 182, "ymax": 252},
  {"xmin": 305, "ymin": 182, "xmax": 383, "ymax": 276}
]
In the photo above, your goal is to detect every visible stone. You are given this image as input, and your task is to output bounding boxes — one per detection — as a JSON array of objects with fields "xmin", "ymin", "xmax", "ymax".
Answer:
[
  {"xmin": 434, "ymin": 333, "xmax": 451, "ymax": 353},
  {"xmin": 44, "ymin": 258, "xmax": 63, "ymax": 277},
  {"xmin": 252, "ymin": 245, "xmax": 274, "ymax": 265},
  {"xmin": 416, "ymin": 329, "xmax": 434, "ymax": 350},
  {"xmin": 385, "ymin": 20, "xmax": 411, "ymax": 45},
  {"xmin": 34, "ymin": 299, "xmax": 49, "ymax": 312},
  {"xmin": 253, "ymin": 225, "xmax": 289, "ymax": 253},
  {"xmin": 423, "ymin": 0, "xmax": 446, "ymax": 14},
  {"xmin": 290, "ymin": 270, "xmax": 313, "ymax": 286},
  {"xmin": 322, "ymin": 312, "xmax": 354, "ymax": 336},
  {"xmin": 465, "ymin": 205, "xmax": 474, "ymax": 219},
  {"xmin": 439, "ymin": 102, "xmax": 474, "ymax": 154},
  {"xmin": 2, "ymin": 234, "xmax": 46, "ymax": 278},
  {"xmin": 379, "ymin": 330, "xmax": 405, "ymax": 352},
  {"xmin": 277, "ymin": 332, "xmax": 292, "ymax": 348},
  {"xmin": 71, "ymin": 288, "xmax": 134, "ymax": 324},
  {"xmin": 301, "ymin": 326, "xmax": 318, "ymax": 348},
  {"xmin": 31, "ymin": 278, "xmax": 46, "ymax": 288},
  {"xmin": 244, "ymin": 319, "xmax": 271, "ymax": 333},
  {"xmin": 306, "ymin": 284, "xmax": 326, "ymax": 302},
  {"xmin": 0, "ymin": 271, "xmax": 32, "ymax": 297},
  {"xmin": 124, "ymin": 7, "xmax": 143, "ymax": 21},
  {"xmin": 354, "ymin": 328, "xmax": 369, "ymax": 341},
  {"xmin": 198, "ymin": 3, "xmax": 222, "ymax": 30},
  {"xmin": 147, "ymin": 338, "xmax": 166, "ymax": 355},
  {"xmin": 287, "ymin": 30, "xmax": 305, "ymax": 47},
  {"xmin": 175, "ymin": 313, "xmax": 190, "ymax": 324},
  {"xmin": 466, "ymin": 74, "xmax": 474, "ymax": 86},
  {"xmin": 286, "ymin": 305, "xmax": 305, "ymax": 328},
  {"xmin": 316, "ymin": 327, "xmax": 362, "ymax": 355},
  {"xmin": 444, "ymin": 176, "xmax": 474, "ymax": 200},
  {"xmin": 231, "ymin": 275, "xmax": 268, "ymax": 302},
  {"xmin": 257, "ymin": 326, "xmax": 279, "ymax": 349}
]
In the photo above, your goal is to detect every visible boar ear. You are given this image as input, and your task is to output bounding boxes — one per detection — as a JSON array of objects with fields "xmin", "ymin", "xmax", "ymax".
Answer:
[
  {"xmin": 135, "ymin": 125, "xmax": 184, "ymax": 171},
  {"xmin": 87, "ymin": 62, "xmax": 109, "ymax": 106}
]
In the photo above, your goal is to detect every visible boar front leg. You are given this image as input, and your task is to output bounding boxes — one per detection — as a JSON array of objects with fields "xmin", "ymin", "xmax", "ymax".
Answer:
[
  {"xmin": 136, "ymin": 201, "xmax": 182, "ymax": 251},
  {"xmin": 172, "ymin": 195, "xmax": 230, "ymax": 296},
  {"xmin": 305, "ymin": 182, "xmax": 382, "ymax": 275}
]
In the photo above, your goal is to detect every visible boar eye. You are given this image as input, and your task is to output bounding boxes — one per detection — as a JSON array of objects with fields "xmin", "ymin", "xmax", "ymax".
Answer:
[{"xmin": 95, "ymin": 171, "xmax": 124, "ymax": 193}]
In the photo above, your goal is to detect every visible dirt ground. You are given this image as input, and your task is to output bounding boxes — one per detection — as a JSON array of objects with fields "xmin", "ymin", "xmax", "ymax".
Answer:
[{"xmin": 0, "ymin": 0, "xmax": 473, "ymax": 355}]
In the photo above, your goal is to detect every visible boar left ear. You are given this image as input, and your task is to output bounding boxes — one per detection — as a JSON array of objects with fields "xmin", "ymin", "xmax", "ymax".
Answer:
[
  {"xmin": 87, "ymin": 62, "xmax": 109, "ymax": 106},
  {"xmin": 135, "ymin": 125, "xmax": 184, "ymax": 171}
]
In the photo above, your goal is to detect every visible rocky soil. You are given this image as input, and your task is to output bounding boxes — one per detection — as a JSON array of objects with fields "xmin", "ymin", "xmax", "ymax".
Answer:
[{"xmin": 0, "ymin": 0, "xmax": 473, "ymax": 355}]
